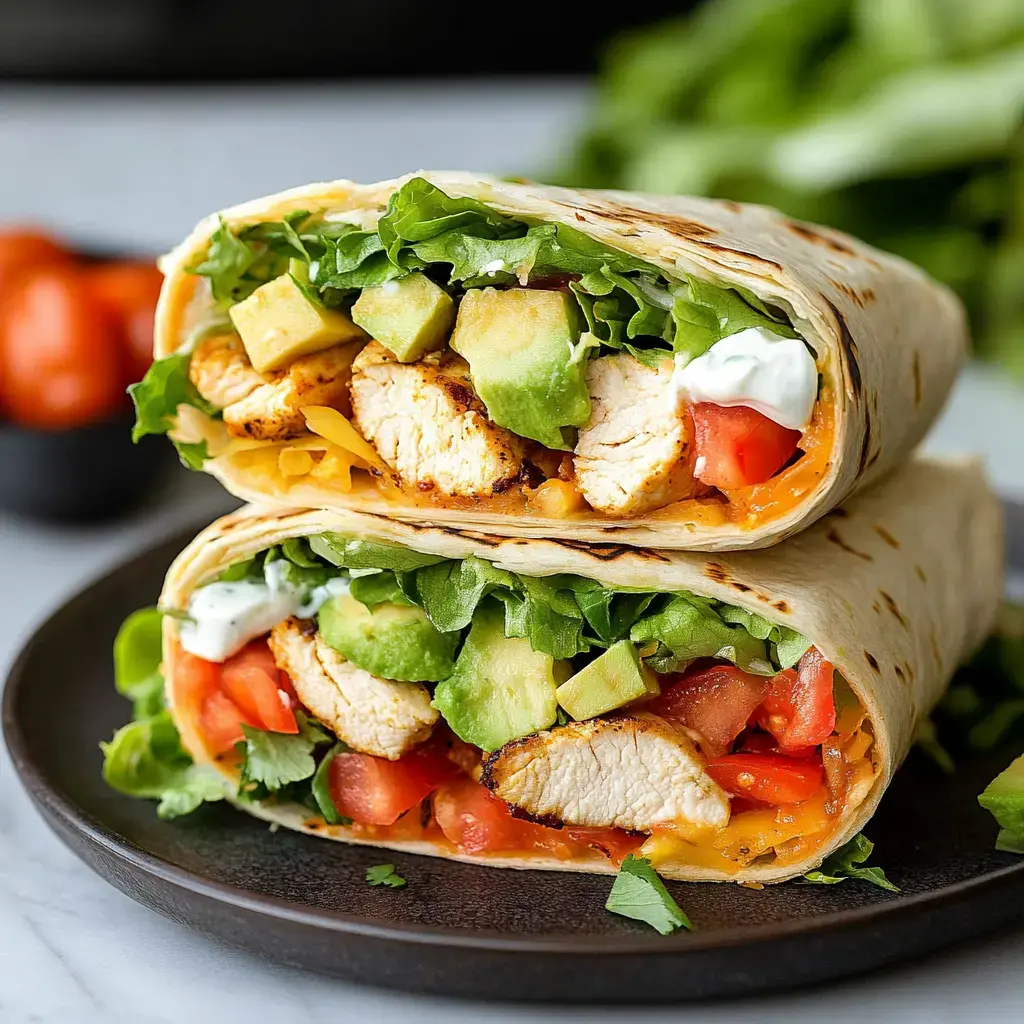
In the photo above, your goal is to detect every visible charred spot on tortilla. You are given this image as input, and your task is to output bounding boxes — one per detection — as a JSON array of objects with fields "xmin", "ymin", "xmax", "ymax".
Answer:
[
  {"xmin": 873, "ymin": 525, "xmax": 901, "ymax": 549},
  {"xmin": 894, "ymin": 665, "xmax": 907, "ymax": 685},
  {"xmin": 785, "ymin": 220, "xmax": 858, "ymax": 257},
  {"xmin": 864, "ymin": 651, "xmax": 881, "ymax": 673},
  {"xmin": 718, "ymin": 199, "xmax": 743, "ymax": 214},
  {"xmin": 912, "ymin": 351, "xmax": 922, "ymax": 408},
  {"xmin": 825, "ymin": 298, "xmax": 863, "ymax": 401},
  {"xmin": 703, "ymin": 561, "xmax": 729, "ymax": 583},
  {"xmin": 826, "ymin": 528, "xmax": 873, "ymax": 562},
  {"xmin": 857, "ymin": 415, "xmax": 874, "ymax": 477},
  {"xmin": 574, "ymin": 211, "xmax": 586, "ymax": 223},
  {"xmin": 871, "ymin": 600, "xmax": 882, "ymax": 615},
  {"xmin": 773, "ymin": 600, "xmax": 789, "ymax": 613},
  {"xmin": 879, "ymin": 590, "xmax": 908, "ymax": 629},
  {"xmin": 690, "ymin": 239, "xmax": 784, "ymax": 272},
  {"xmin": 551, "ymin": 538, "xmax": 671, "ymax": 563}
]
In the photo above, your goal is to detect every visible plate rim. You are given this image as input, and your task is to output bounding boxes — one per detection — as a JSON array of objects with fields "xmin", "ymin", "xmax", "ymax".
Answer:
[{"xmin": 4, "ymin": 514, "xmax": 1024, "ymax": 962}]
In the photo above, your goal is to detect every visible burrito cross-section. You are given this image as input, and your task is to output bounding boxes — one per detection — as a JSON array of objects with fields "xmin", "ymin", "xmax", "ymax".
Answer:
[
  {"xmin": 138, "ymin": 172, "xmax": 968, "ymax": 551},
  {"xmin": 103, "ymin": 457, "xmax": 1001, "ymax": 883}
]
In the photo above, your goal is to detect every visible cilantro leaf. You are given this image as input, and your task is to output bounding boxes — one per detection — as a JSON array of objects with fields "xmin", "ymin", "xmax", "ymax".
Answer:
[
  {"xmin": 605, "ymin": 855, "xmax": 692, "ymax": 934},
  {"xmin": 366, "ymin": 864, "xmax": 406, "ymax": 888},
  {"xmin": 801, "ymin": 834, "xmax": 899, "ymax": 891},
  {"xmin": 129, "ymin": 352, "xmax": 218, "ymax": 443},
  {"xmin": 238, "ymin": 714, "xmax": 332, "ymax": 794}
]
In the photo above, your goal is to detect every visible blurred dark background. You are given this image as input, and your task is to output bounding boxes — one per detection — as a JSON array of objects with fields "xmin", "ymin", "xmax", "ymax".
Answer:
[{"xmin": 0, "ymin": 0, "xmax": 693, "ymax": 79}]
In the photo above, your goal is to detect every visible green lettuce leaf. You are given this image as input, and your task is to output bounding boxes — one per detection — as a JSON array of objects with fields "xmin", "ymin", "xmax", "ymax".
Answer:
[
  {"xmin": 309, "ymin": 533, "xmax": 446, "ymax": 573},
  {"xmin": 718, "ymin": 606, "xmax": 812, "ymax": 669},
  {"xmin": 409, "ymin": 556, "xmax": 518, "ymax": 633},
  {"xmin": 129, "ymin": 352, "xmax": 218, "ymax": 443},
  {"xmin": 349, "ymin": 571, "xmax": 411, "ymax": 609},
  {"xmin": 801, "ymin": 834, "xmax": 899, "ymax": 891},
  {"xmin": 605, "ymin": 854, "xmax": 692, "ymax": 934},
  {"xmin": 311, "ymin": 742, "xmax": 353, "ymax": 825},
  {"xmin": 172, "ymin": 439, "xmax": 211, "ymax": 471},
  {"xmin": 101, "ymin": 711, "xmax": 228, "ymax": 819},
  {"xmin": 494, "ymin": 575, "xmax": 590, "ymax": 661},
  {"xmin": 113, "ymin": 607, "xmax": 166, "ymax": 719},
  {"xmin": 979, "ymin": 753, "xmax": 1024, "ymax": 854},
  {"xmin": 237, "ymin": 713, "xmax": 333, "ymax": 795},
  {"xmin": 631, "ymin": 594, "xmax": 774, "ymax": 674}
]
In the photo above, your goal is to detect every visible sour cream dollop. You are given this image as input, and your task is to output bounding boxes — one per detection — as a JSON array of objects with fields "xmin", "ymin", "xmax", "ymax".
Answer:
[
  {"xmin": 178, "ymin": 559, "xmax": 350, "ymax": 663},
  {"xmin": 672, "ymin": 327, "xmax": 818, "ymax": 430}
]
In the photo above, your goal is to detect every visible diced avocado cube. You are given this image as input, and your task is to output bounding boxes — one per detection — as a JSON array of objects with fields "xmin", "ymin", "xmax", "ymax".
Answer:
[
  {"xmin": 556, "ymin": 640, "xmax": 660, "ymax": 722},
  {"xmin": 432, "ymin": 601, "xmax": 566, "ymax": 751},
  {"xmin": 449, "ymin": 288, "xmax": 590, "ymax": 450},
  {"xmin": 229, "ymin": 273, "xmax": 365, "ymax": 373},
  {"xmin": 351, "ymin": 273, "xmax": 454, "ymax": 362},
  {"xmin": 318, "ymin": 594, "xmax": 457, "ymax": 683},
  {"xmin": 979, "ymin": 754, "xmax": 1024, "ymax": 851}
]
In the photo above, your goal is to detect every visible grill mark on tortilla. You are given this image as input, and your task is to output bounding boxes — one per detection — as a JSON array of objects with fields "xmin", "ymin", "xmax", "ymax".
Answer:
[
  {"xmin": 773, "ymin": 600, "xmax": 789, "ymax": 613},
  {"xmin": 872, "ymin": 600, "xmax": 881, "ymax": 615},
  {"xmin": 569, "ymin": 202, "xmax": 719, "ymax": 241},
  {"xmin": 912, "ymin": 351, "xmax": 922, "ymax": 408},
  {"xmin": 864, "ymin": 651, "xmax": 880, "ymax": 673},
  {"xmin": 786, "ymin": 220, "xmax": 857, "ymax": 256},
  {"xmin": 873, "ymin": 524, "xmax": 901, "ymax": 549},
  {"xmin": 916, "ymin": 565, "xmax": 928, "ymax": 583},
  {"xmin": 552, "ymin": 538, "xmax": 672, "ymax": 562},
  {"xmin": 826, "ymin": 528, "xmax": 873, "ymax": 562},
  {"xmin": 879, "ymin": 590, "xmax": 908, "ymax": 629},
  {"xmin": 719, "ymin": 199, "xmax": 743, "ymax": 214},
  {"xmin": 691, "ymin": 239, "xmax": 784, "ymax": 271},
  {"xmin": 894, "ymin": 665, "xmax": 906, "ymax": 685},
  {"xmin": 828, "ymin": 278, "xmax": 874, "ymax": 309},
  {"xmin": 825, "ymin": 298, "xmax": 863, "ymax": 401}
]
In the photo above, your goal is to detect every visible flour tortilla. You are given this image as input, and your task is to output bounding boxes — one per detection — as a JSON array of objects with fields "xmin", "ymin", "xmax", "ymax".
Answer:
[
  {"xmin": 160, "ymin": 456, "xmax": 1002, "ymax": 882},
  {"xmin": 155, "ymin": 171, "xmax": 967, "ymax": 551}
]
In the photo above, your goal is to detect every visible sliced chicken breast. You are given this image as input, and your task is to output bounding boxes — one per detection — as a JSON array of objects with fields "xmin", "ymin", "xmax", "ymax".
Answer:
[
  {"xmin": 481, "ymin": 715, "xmax": 730, "ymax": 831},
  {"xmin": 268, "ymin": 618, "xmax": 437, "ymax": 759},
  {"xmin": 574, "ymin": 353, "xmax": 696, "ymax": 515},
  {"xmin": 349, "ymin": 341, "xmax": 525, "ymax": 497},
  {"xmin": 189, "ymin": 334, "xmax": 265, "ymax": 409},
  {"xmin": 222, "ymin": 343, "xmax": 360, "ymax": 442}
]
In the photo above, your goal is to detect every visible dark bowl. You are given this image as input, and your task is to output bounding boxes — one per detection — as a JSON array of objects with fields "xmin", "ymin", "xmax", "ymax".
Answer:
[{"xmin": 0, "ymin": 411, "xmax": 174, "ymax": 522}]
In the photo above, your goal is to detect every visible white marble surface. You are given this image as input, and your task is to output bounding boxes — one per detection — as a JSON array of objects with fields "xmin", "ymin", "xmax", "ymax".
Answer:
[{"xmin": 2, "ymin": 82, "xmax": 1024, "ymax": 1022}]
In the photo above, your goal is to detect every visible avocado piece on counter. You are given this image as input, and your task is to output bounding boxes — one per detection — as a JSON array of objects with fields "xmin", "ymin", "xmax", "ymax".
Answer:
[
  {"xmin": 449, "ymin": 287, "xmax": 590, "ymax": 450},
  {"xmin": 979, "ymin": 753, "xmax": 1024, "ymax": 853},
  {"xmin": 351, "ymin": 273, "xmax": 455, "ymax": 362},
  {"xmin": 229, "ymin": 272, "xmax": 366, "ymax": 373},
  {"xmin": 318, "ymin": 594, "xmax": 458, "ymax": 683},
  {"xmin": 432, "ymin": 600, "xmax": 567, "ymax": 751},
  {"xmin": 556, "ymin": 640, "xmax": 660, "ymax": 722}
]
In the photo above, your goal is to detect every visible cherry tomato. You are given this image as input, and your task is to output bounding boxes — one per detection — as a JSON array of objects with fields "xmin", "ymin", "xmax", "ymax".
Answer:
[
  {"xmin": 0, "ymin": 265, "xmax": 122, "ymax": 429},
  {"xmin": 433, "ymin": 777, "xmax": 569, "ymax": 855},
  {"xmin": 757, "ymin": 649, "xmax": 837, "ymax": 751},
  {"xmin": 645, "ymin": 664, "xmax": 769, "ymax": 752},
  {"xmin": 0, "ymin": 230, "xmax": 72, "ymax": 297},
  {"xmin": 691, "ymin": 403, "xmax": 801, "ymax": 490},
  {"xmin": 330, "ymin": 748, "xmax": 459, "ymax": 826},
  {"xmin": 84, "ymin": 262, "xmax": 162, "ymax": 383},
  {"xmin": 706, "ymin": 752, "xmax": 825, "ymax": 805},
  {"xmin": 219, "ymin": 640, "xmax": 298, "ymax": 735}
]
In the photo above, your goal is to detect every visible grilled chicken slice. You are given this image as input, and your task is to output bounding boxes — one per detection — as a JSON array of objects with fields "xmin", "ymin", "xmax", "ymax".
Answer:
[
  {"xmin": 189, "ymin": 334, "xmax": 265, "ymax": 409},
  {"xmin": 349, "ymin": 341, "xmax": 525, "ymax": 497},
  {"xmin": 482, "ymin": 715, "xmax": 730, "ymax": 831},
  {"xmin": 222, "ymin": 344, "xmax": 360, "ymax": 442},
  {"xmin": 574, "ymin": 353, "xmax": 696, "ymax": 516},
  {"xmin": 268, "ymin": 618, "xmax": 437, "ymax": 759}
]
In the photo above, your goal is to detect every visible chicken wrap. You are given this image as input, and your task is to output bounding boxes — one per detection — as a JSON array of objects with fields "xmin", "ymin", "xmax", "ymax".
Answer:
[
  {"xmin": 103, "ymin": 456, "xmax": 1001, "ymax": 883},
  {"xmin": 135, "ymin": 172, "xmax": 966, "ymax": 551}
]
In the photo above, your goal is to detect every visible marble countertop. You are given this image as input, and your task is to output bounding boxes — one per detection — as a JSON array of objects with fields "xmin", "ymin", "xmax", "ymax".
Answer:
[{"xmin": 2, "ymin": 82, "xmax": 1024, "ymax": 1023}]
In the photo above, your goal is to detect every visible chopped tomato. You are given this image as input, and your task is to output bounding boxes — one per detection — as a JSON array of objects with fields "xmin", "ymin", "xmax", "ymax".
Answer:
[
  {"xmin": 0, "ymin": 230, "xmax": 71, "ymax": 296},
  {"xmin": 330, "ymin": 748, "xmax": 459, "ymax": 826},
  {"xmin": 758, "ymin": 649, "xmax": 836, "ymax": 751},
  {"xmin": 736, "ymin": 729, "xmax": 816, "ymax": 759},
  {"xmin": 434, "ymin": 777, "xmax": 570, "ymax": 855},
  {"xmin": 0, "ymin": 265, "xmax": 123, "ymax": 429},
  {"xmin": 565, "ymin": 827, "xmax": 644, "ymax": 866},
  {"xmin": 706, "ymin": 752, "xmax": 825, "ymax": 805},
  {"xmin": 84, "ymin": 261, "xmax": 163, "ymax": 383},
  {"xmin": 645, "ymin": 664, "xmax": 769, "ymax": 752},
  {"xmin": 201, "ymin": 690, "xmax": 257, "ymax": 755},
  {"xmin": 220, "ymin": 641, "xmax": 298, "ymax": 735},
  {"xmin": 692, "ymin": 403, "xmax": 802, "ymax": 490}
]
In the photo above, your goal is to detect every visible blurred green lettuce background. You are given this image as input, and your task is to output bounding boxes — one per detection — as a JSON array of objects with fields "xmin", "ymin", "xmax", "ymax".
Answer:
[{"xmin": 560, "ymin": 0, "xmax": 1024, "ymax": 375}]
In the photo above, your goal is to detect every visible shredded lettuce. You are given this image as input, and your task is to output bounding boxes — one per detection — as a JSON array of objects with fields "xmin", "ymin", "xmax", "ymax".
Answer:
[
  {"xmin": 801, "ymin": 834, "xmax": 899, "ymax": 891},
  {"xmin": 605, "ymin": 855, "xmax": 692, "ymax": 934},
  {"xmin": 310, "ymin": 533, "xmax": 446, "ymax": 573},
  {"xmin": 128, "ymin": 352, "xmax": 218, "ymax": 445}
]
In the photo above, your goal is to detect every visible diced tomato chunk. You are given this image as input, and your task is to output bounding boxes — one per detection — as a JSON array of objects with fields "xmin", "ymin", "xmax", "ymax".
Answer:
[
  {"xmin": 736, "ymin": 729, "xmax": 816, "ymax": 759},
  {"xmin": 757, "ymin": 649, "xmax": 836, "ymax": 751},
  {"xmin": 200, "ymin": 691, "xmax": 257, "ymax": 755},
  {"xmin": 706, "ymin": 752, "xmax": 825, "ymax": 805},
  {"xmin": 692, "ymin": 403, "xmax": 802, "ymax": 490},
  {"xmin": 434, "ymin": 777, "xmax": 569, "ymax": 856},
  {"xmin": 645, "ymin": 664, "xmax": 770, "ymax": 752},
  {"xmin": 330, "ymin": 748, "xmax": 459, "ymax": 826},
  {"xmin": 565, "ymin": 827, "xmax": 645, "ymax": 866},
  {"xmin": 220, "ymin": 640, "xmax": 298, "ymax": 735}
]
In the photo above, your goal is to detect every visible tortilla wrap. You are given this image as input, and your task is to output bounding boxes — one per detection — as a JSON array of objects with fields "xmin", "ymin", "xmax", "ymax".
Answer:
[
  {"xmin": 159, "ymin": 456, "xmax": 1001, "ymax": 882},
  {"xmin": 154, "ymin": 171, "xmax": 966, "ymax": 551}
]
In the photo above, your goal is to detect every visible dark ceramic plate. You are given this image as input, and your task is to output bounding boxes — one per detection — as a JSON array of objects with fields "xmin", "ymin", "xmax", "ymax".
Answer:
[{"xmin": 5, "ymin": 510, "xmax": 1024, "ymax": 1003}]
